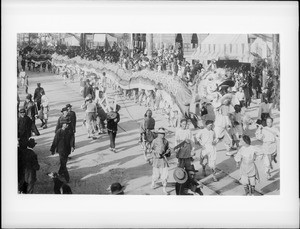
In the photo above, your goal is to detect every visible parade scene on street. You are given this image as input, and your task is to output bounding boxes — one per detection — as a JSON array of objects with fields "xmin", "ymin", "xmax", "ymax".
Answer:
[{"xmin": 17, "ymin": 33, "xmax": 280, "ymax": 196}]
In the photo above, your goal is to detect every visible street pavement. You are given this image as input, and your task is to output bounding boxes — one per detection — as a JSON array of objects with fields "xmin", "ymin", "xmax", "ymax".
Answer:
[{"xmin": 17, "ymin": 70, "xmax": 280, "ymax": 195}]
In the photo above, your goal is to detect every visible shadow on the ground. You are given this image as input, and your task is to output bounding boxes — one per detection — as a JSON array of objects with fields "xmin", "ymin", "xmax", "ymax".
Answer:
[
  {"xmin": 67, "ymin": 152, "xmax": 153, "ymax": 194},
  {"xmin": 260, "ymin": 178, "xmax": 280, "ymax": 194}
]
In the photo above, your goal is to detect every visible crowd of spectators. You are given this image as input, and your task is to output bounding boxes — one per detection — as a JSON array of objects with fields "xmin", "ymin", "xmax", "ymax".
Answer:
[{"xmin": 19, "ymin": 40, "xmax": 280, "ymax": 112}]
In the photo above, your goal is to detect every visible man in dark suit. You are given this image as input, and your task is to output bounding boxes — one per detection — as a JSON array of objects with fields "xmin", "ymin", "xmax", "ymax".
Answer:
[
  {"xmin": 55, "ymin": 107, "xmax": 69, "ymax": 133},
  {"xmin": 66, "ymin": 104, "xmax": 77, "ymax": 134},
  {"xmin": 18, "ymin": 108, "xmax": 33, "ymax": 149},
  {"xmin": 33, "ymin": 82, "xmax": 45, "ymax": 111},
  {"xmin": 50, "ymin": 118, "xmax": 75, "ymax": 183},
  {"xmin": 22, "ymin": 138, "xmax": 40, "ymax": 194},
  {"xmin": 66, "ymin": 104, "xmax": 77, "ymax": 159},
  {"xmin": 23, "ymin": 94, "xmax": 40, "ymax": 136}
]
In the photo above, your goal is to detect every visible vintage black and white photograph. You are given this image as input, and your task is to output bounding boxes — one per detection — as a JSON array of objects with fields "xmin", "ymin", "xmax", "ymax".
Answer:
[
  {"xmin": 17, "ymin": 33, "xmax": 281, "ymax": 196},
  {"xmin": 3, "ymin": 1, "xmax": 298, "ymax": 228}
]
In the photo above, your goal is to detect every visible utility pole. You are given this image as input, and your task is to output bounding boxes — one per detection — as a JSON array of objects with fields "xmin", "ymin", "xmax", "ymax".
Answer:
[
  {"xmin": 146, "ymin": 33, "xmax": 153, "ymax": 59},
  {"xmin": 272, "ymin": 34, "xmax": 280, "ymax": 75}
]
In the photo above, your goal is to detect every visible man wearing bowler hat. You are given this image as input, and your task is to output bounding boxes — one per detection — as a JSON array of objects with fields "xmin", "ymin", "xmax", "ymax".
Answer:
[
  {"xmin": 55, "ymin": 107, "xmax": 69, "ymax": 133},
  {"xmin": 23, "ymin": 93, "xmax": 40, "ymax": 136},
  {"xmin": 66, "ymin": 104, "xmax": 77, "ymax": 135},
  {"xmin": 33, "ymin": 82, "xmax": 45, "ymax": 111},
  {"xmin": 18, "ymin": 108, "xmax": 33, "ymax": 148},
  {"xmin": 50, "ymin": 117, "xmax": 74, "ymax": 183}
]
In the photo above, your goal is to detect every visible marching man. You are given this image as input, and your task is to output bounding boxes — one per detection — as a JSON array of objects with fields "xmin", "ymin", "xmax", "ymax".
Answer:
[
  {"xmin": 195, "ymin": 120, "xmax": 218, "ymax": 182},
  {"xmin": 174, "ymin": 119, "xmax": 195, "ymax": 170}
]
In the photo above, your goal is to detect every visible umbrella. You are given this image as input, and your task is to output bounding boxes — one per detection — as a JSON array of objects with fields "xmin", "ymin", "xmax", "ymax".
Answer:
[{"xmin": 218, "ymin": 79, "xmax": 235, "ymax": 87}]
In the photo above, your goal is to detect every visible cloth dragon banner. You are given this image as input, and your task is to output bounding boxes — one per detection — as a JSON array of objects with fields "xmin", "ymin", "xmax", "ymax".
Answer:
[{"xmin": 51, "ymin": 54, "xmax": 192, "ymax": 114}]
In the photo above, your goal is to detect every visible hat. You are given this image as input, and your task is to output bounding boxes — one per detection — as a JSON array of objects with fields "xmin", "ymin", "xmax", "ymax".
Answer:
[
  {"xmin": 26, "ymin": 94, "xmax": 32, "ymax": 100},
  {"xmin": 37, "ymin": 82, "xmax": 41, "ymax": 86},
  {"xmin": 186, "ymin": 165, "xmax": 198, "ymax": 173},
  {"xmin": 107, "ymin": 111, "xmax": 117, "ymax": 120},
  {"xmin": 173, "ymin": 167, "xmax": 188, "ymax": 184},
  {"xmin": 242, "ymin": 135, "xmax": 251, "ymax": 145},
  {"xmin": 61, "ymin": 107, "xmax": 68, "ymax": 112},
  {"xmin": 27, "ymin": 138, "xmax": 37, "ymax": 148},
  {"xmin": 256, "ymin": 119, "xmax": 262, "ymax": 125},
  {"xmin": 110, "ymin": 182, "xmax": 125, "ymax": 195},
  {"xmin": 66, "ymin": 104, "xmax": 72, "ymax": 108},
  {"xmin": 180, "ymin": 118, "xmax": 187, "ymax": 123},
  {"xmin": 19, "ymin": 108, "xmax": 26, "ymax": 113},
  {"xmin": 205, "ymin": 120, "xmax": 214, "ymax": 126},
  {"xmin": 115, "ymin": 104, "xmax": 121, "ymax": 111},
  {"xmin": 157, "ymin": 127, "xmax": 166, "ymax": 134},
  {"xmin": 219, "ymin": 79, "xmax": 235, "ymax": 88},
  {"xmin": 85, "ymin": 94, "xmax": 92, "ymax": 101}
]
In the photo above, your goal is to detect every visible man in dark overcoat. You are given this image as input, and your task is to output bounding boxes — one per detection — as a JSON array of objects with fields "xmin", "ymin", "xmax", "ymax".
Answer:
[
  {"xmin": 66, "ymin": 104, "xmax": 77, "ymax": 134},
  {"xmin": 50, "ymin": 118, "xmax": 75, "ymax": 183},
  {"xmin": 55, "ymin": 107, "xmax": 69, "ymax": 133},
  {"xmin": 33, "ymin": 82, "xmax": 45, "ymax": 110},
  {"xmin": 22, "ymin": 138, "xmax": 40, "ymax": 194},
  {"xmin": 23, "ymin": 94, "xmax": 40, "ymax": 136},
  {"xmin": 18, "ymin": 108, "xmax": 33, "ymax": 148}
]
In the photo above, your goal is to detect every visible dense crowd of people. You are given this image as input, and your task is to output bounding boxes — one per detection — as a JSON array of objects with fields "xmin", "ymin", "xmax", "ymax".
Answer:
[{"xmin": 17, "ymin": 41, "xmax": 281, "ymax": 195}]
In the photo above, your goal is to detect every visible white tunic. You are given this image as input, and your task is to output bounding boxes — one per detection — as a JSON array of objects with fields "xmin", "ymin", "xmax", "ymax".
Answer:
[{"xmin": 195, "ymin": 128, "xmax": 216, "ymax": 157}]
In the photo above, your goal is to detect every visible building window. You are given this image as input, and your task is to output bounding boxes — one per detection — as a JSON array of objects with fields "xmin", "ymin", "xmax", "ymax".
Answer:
[
  {"xmin": 242, "ymin": 43, "xmax": 245, "ymax": 54},
  {"xmin": 213, "ymin": 44, "xmax": 216, "ymax": 52},
  {"xmin": 230, "ymin": 44, "xmax": 232, "ymax": 53},
  {"xmin": 224, "ymin": 44, "xmax": 226, "ymax": 53}
]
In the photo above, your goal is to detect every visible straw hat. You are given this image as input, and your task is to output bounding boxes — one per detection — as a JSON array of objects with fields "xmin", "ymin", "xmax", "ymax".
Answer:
[
  {"xmin": 156, "ymin": 127, "xmax": 166, "ymax": 134},
  {"xmin": 173, "ymin": 167, "xmax": 188, "ymax": 184}
]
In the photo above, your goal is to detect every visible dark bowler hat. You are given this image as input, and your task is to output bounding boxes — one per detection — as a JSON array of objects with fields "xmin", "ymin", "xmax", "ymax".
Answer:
[
  {"xmin": 110, "ymin": 182, "xmax": 125, "ymax": 195},
  {"xmin": 19, "ymin": 108, "xmax": 26, "ymax": 113},
  {"xmin": 205, "ymin": 120, "xmax": 214, "ymax": 126},
  {"xmin": 26, "ymin": 94, "xmax": 32, "ymax": 100},
  {"xmin": 186, "ymin": 165, "xmax": 198, "ymax": 173},
  {"xmin": 27, "ymin": 138, "xmax": 37, "ymax": 148},
  {"xmin": 61, "ymin": 107, "xmax": 68, "ymax": 112},
  {"xmin": 66, "ymin": 104, "xmax": 72, "ymax": 108}
]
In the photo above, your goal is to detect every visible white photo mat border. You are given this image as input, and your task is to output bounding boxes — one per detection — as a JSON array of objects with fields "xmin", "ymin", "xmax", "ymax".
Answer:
[{"xmin": 2, "ymin": 0, "xmax": 299, "ymax": 228}]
